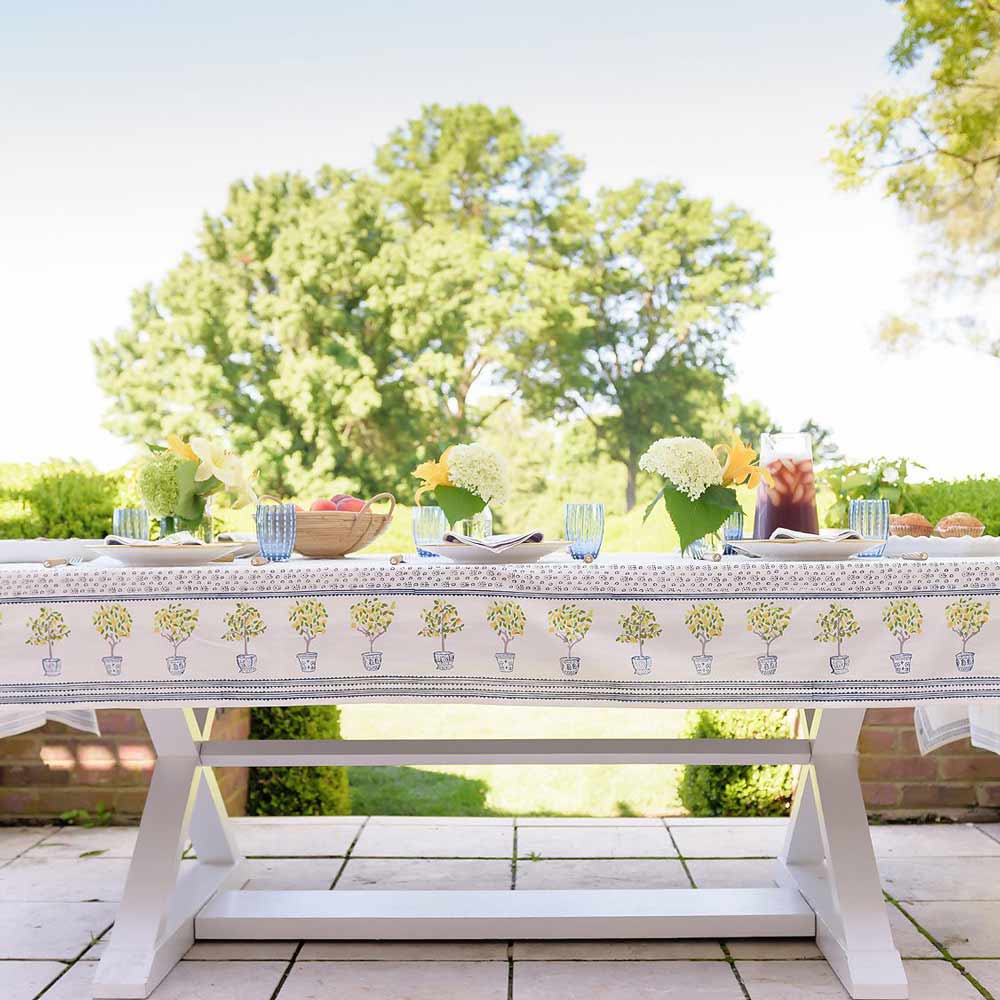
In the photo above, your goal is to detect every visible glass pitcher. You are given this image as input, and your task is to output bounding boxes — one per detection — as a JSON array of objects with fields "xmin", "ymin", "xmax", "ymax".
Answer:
[{"xmin": 753, "ymin": 432, "xmax": 819, "ymax": 538}]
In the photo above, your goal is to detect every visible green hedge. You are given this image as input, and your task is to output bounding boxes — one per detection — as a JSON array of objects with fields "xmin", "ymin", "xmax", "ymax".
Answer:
[
  {"xmin": 677, "ymin": 709, "xmax": 794, "ymax": 817},
  {"xmin": 0, "ymin": 462, "xmax": 123, "ymax": 539},
  {"xmin": 247, "ymin": 707, "xmax": 351, "ymax": 816},
  {"xmin": 907, "ymin": 477, "xmax": 1000, "ymax": 535}
]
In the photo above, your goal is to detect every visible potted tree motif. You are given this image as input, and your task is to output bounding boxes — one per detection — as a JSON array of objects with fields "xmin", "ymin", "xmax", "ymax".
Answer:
[
  {"xmin": 616, "ymin": 604, "xmax": 661, "ymax": 675},
  {"xmin": 92, "ymin": 604, "xmax": 133, "ymax": 676},
  {"xmin": 486, "ymin": 600, "xmax": 526, "ymax": 672},
  {"xmin": 547, "ymin": 604, "xmax": 593, "ymax": 675},
  {"xmin": 419, "ymin": 599, "xmax": 464, "ymax": 669},
  {"xmin": 815, "ymin": 603, "xmax": 860, "ymax": 675},
  {"xmin": 746, "ymin": 602, "xmax": 792, "ymax": 675},
  {"xmin": 945, "ymin": 596, "xmax": 990, "ymax": 672},
  {"xmin": 25, "ymin": 607, "xmax": 71, "ymax": 676},
  {"xmin": 882, "ymin": 599, "xmax": 923, "ymax": 674},
  {"xmin": 153, "ymin": 603, "xmax": 199, "ymax": 674},
  {"xmin": 222, "ymin": 603, "xmax": 267, "ymax": 673},
  {"xmin": 685, "ymin": 603, "xmax": 724, "ymax": 675},
  {"xmin": 350, "ymin": 597, "xmax": 396, "ymax": 671},
  {"xmin": 288, "ymin": 599, "xmax": 328, "ymax": 672}
]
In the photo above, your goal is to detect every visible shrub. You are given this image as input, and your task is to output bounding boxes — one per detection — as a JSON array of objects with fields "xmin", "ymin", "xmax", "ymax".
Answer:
[
  {"xmin": 677, "ymin": 709, "xmax": 794, "ymax": 817},
  {"xmin": 247, "ymin": 706, "xmax": 351, "ymax": 816},
  {"xmin": 0, "ymin": 462, "xmax": 122, "ymax": 539},
  {"xmin": 907, "ymin": 477, "xmax": 1000, "ymax": 535}
]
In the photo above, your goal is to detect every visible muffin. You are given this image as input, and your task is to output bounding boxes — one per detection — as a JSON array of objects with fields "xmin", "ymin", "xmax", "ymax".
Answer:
[
  {"xmin": 934, "ymin": 512, "xmax": 985, "ymax": 538},
  {"xmin": 889, "ymin": 513, "xmax": 933, "ymax": 538}
]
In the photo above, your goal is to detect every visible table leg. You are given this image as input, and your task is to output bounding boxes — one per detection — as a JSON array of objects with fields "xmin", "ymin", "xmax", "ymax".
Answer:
[
  {"xmin": 92, "ymin": 709, "xmax": 244, "ymax": 999},
  {"xmin": 775, "ymin": 708, "xmax": 908, "ymax": 1000}
]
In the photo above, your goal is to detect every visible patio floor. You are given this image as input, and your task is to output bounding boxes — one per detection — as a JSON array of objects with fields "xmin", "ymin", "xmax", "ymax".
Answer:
[{"xmin": 3, "ymin": 817, "xmax": 1000, "ymax": 999}]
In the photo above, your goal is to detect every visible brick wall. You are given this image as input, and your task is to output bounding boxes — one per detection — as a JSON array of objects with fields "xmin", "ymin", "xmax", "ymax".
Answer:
[
  {"xmin": 860, "ymin": 708, "xmax": 1000, "ymax": 821},
  {"xmin": 0, "ymin": 709, "xmax": 249, "ymax": 823}
]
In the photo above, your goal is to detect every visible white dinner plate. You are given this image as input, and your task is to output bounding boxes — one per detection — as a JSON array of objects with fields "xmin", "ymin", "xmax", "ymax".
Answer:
[
  {"xmin": 421, "ymin": 541, "xmax": 569, "ymax": 563},
  {"xmin": 89, "ymin": 543, "xmax": 244, "ymax": 567},
  {"xmin": 0, "ymin": 539, "xmax": 104, "ymax": 564},
  {"xmin": 730, "ymin": 539, "xmax": 879, "ymax": 561}
]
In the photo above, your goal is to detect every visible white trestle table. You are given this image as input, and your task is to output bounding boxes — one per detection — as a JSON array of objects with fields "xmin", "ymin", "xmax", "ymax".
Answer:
[{"xmin": 4, "ymin": 553, "xmax": 1000, "ymax": 999}]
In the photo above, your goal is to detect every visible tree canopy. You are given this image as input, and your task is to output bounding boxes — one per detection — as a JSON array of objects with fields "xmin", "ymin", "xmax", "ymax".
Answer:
[
  {"xmin": 95, "ymin": 104, "xmax": 773, "ymax": 507},
  {"xmin": 830, "ymin": 0, "xmax": 1000, "ymax": 353}
]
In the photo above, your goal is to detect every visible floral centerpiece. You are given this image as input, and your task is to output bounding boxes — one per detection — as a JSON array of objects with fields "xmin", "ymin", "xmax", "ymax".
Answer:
[
  {"xmin": 640, "ymin": 433, "xmax": 770, "ymax": 553},
  {"xmin": 138, "ymin": 435, "xmax": 256, "ymax": 540},
  {"xmin": 412, "ymin": 443, "xmax": 509, "ymax": 528}
]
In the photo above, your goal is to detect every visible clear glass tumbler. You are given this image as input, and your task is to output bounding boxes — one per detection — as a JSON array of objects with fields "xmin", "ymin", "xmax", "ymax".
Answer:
[
  {"xmin": 412, "ymin": 505, "xmax": 448, "ymax": 557},
  {"xmin": 722, "ymin": 509, "xmax": 744, "ymax": 556},
  {"xmin": 849, "ymin": 498, "xmax": 890, "ymax": 557},
  {"xmin": 255, "ymin": 502, "xmax": 297, "ymax": 561},
  {"xmin": 112, "ymin": 507, "xmax": 150, "ymax": 540},
  {"xmin": 565, "ymin": 503, "xmax": 605, "ymax": 560}
]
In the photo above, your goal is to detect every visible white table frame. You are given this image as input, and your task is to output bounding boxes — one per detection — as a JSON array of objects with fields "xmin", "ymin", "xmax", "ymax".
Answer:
[{"xmin": 91, "ymin": 705, "xmax": 907, "ymax": 1000}]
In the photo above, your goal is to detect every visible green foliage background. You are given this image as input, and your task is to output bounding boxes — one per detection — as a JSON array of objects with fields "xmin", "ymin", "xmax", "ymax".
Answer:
[
  {"xmin": 247, "ymin": 706, "xmax": 350, "ymax": 816},
  {"xmin": 677, "ymin": 709, "xmax": 794, "ymax": 817}
]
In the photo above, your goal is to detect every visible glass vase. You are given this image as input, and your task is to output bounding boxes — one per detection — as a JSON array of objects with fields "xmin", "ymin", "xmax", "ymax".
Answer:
[
  {"xmin": 457, "ymin": 506, "xmax": 492, "ymax": 539},
  {"xmin": 682, "ymin": 533, "xmax": 721, "ymax": 558},
  {"xmin": 158, "ymin": 497, "xmax": 214, "ymax": 542}
]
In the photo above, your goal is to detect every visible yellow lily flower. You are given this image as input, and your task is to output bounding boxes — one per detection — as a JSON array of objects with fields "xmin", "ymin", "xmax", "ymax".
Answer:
[
  {"xmin": 165, "ymin": 434, "xmax": 198, "ymax": 463},
  {"xmin": 413, "ymin": 448, "xmax": 453, "ymax": 503},
  {"xmin": 714, "ymin": 434, "xmax": 774, "ymax": 489}
]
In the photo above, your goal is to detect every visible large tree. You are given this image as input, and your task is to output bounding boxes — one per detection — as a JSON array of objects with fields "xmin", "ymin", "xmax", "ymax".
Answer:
[
  {"xmin": 94, "ymin": 106, "xmax": 581, "ymax": 498},
  {"xmin": 830, "ymin": 0, "xmax": 1000, "ymax": 353},
  {"xmin": 514, "ymin": 180, "xmax": 774, "ymax": 510}
]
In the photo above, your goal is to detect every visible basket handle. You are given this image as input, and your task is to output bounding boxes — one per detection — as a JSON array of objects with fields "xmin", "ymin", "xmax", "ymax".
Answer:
[{"xmin": 361, "ymin": 492, "xmax": 396, "ymax": 516}]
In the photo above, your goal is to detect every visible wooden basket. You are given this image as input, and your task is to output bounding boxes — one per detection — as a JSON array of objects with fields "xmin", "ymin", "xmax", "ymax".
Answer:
[{"xmin": 293, "ymin": 493, "xmax": 396, "ymax": 558}]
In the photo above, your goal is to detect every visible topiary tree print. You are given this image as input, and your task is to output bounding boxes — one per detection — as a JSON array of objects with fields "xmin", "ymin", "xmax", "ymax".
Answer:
[
  {"xmin": 617, "ymin": 605, "xmax": 661, "ymax": 675},
  {"xmin": 223, "ymin": 603, "xmax": 267, "ymax": 673},
  {"xmin": 945, "ymin": 596, "xmax": 990, "ymax": 672},
  {"xmin": 746, "ymin": 602, "xmax": 791, "ymax": 676},
  {"xmin": 288, "ymin": 599, "xmax": 328, "ymax": 672},
  {"xmin": 685, "ymin": 603, "xmax": 724, "ymax": 675},
  {"xmin": 350, "ymin": 596, "xmax": 396, "ymax": 671},
  {"xmin": 548, "ymin": 604, "xmax": 593, "ymax": 675},
  {"xmin": 92, "ymin": 603, "xmax": 133, "ymax": 675},
  {"xmin": 814, "ymin": 603, "xmax": 860, "ymax": 674},
  {"xmin": 25, "ymin": 607, "xmax": 71, "ymax": 676},
  {"xmin": 486, "ymin": 600, "xmax": 526, "ymax": 672},
  {"xmin": 419, "ymin": 599, "xmax": 464, "ymax": 669},
  {"xmin": 882, "ymin": 599, "xmax": 923, "ymax": 674},
  {"xmin": 154, "ymin": 603, "xmax": 199, "ymax": 675}
]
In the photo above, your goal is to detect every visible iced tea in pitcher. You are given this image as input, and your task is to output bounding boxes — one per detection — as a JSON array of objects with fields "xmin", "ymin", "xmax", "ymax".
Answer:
[{"xmin": 753, "ymin": 432, "xmax": 819, "ymax": 538}]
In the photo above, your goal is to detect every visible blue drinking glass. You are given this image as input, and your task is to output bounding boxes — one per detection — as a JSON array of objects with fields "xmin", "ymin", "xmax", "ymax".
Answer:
[
  {"xmin": 849, "ymin": 498, "xmax": 890, "ymax": 558},
  {"xmin": 412, "ymin": 505, "xmax": 448, "ymax": 557},
  {"xmin": 565, "ymin": 503, "xmax": 605, "ymax": 560},
  {"xmin": 722, "ymin": 510, "xmax": 744, "ymax": 556},
  {"xmin": 255, "ymin": 502, "xmax": 297, "ymax": 561},
  {"xmin": 112, "ymin": 507, "xmax": 150, "ymax": 540}
]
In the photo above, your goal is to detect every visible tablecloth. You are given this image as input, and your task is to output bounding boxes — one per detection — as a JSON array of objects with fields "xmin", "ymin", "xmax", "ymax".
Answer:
[{"xmin": 0, "ymin": 555, "xmax": 998, "ymax": 721}]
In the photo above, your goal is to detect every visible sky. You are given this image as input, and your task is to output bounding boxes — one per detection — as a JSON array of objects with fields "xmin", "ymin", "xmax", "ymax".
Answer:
[{"xmin": 0, "ymin": 0, "xmax": 989, "ymax": 479}]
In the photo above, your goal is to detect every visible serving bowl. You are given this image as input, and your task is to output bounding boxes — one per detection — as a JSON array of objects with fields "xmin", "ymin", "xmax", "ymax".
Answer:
[{"xmin": 294, "ymin": 493, "xmax": 396, "ymax": 558}]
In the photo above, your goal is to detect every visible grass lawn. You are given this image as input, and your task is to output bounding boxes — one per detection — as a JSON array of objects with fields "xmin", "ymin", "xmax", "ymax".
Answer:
[{"xmin": 342, "ymin": 704, "xmax": 689, "ymax": 817}]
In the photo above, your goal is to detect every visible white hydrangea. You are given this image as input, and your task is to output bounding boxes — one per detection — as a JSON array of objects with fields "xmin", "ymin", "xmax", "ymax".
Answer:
[
  {"xmin": 447, "ymin": 443, "xmax": 510, "ymax": 506},
  {"xmin": 639, "ymin": 437, "xmax": 723, "ymax": 500}
]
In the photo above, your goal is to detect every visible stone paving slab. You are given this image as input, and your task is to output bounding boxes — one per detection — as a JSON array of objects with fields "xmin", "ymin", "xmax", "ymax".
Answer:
[
  {"xmin": 336, "ymin": 856, "xmax": 512, "ymax": 891},
  {"xmin": 278, "ymin": 959, "xmax": 509, "ymax": 999},
  {"xmin": 0, "ymin": 826, "xmax": 56, "ymax": 859},
  {"xmin": 516, "ymin": 823, "xmax": 676, "ymax": 858},
  {"xmin": 512, "ymin": 959, "xmax": 745, "ymax": 999},
  {"xmin": 0, "ymin": 960, "xmax": 67, "ymax": 1000},
  {"xmin": 11, "ymin": 818, "xmax": 1000, "ymax": 999},
  {"xmin": 515, "ymin": 857, "xmax": 689, "ymax": 890}
]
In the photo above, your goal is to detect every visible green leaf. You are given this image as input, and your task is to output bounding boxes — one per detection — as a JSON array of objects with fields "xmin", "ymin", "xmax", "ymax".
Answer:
[
  {"xmin": 174, "ymin": 460, "xmax": 213, "ymax": 521},
  {"xmin": 432, "ymin": 485, "xmax": 487, "ymax": 527},
  {"xmin": 146, "ymin": 442, "xmax": 167, "ymax": 453},
  {"xmin": 659, "ymin": 482, "xmax": 736, "ymax": 552},
  {"xmin": 79, "ymin": 849, "xmax": 107, "ymax": 858}
]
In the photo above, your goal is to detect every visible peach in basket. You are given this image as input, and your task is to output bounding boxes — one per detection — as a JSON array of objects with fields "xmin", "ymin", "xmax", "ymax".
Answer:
[{"xmin": 294, "ymin": 493, "xmax": 396, "ymax": 557}]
